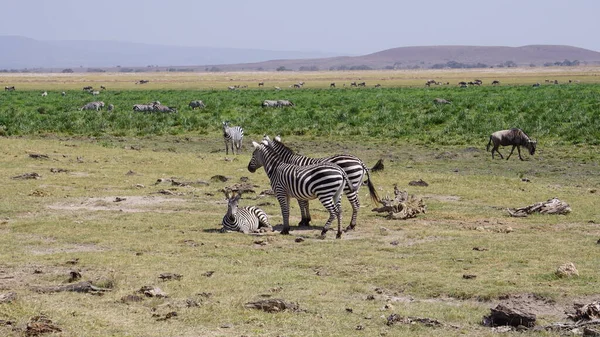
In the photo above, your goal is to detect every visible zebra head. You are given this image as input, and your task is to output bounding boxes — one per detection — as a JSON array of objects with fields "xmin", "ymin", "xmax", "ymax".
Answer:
[{"xmin": 248, "ymin": 141, "xmax": 266, "ymax": 173}]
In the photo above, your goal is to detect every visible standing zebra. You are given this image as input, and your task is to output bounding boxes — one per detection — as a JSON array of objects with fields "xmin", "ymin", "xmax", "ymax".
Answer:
[
  {"xmin": 221, "ymin": 190, "xmax": 272, "ymax": 234},
  {"xmin": 222, "ymin": 121, "xmax": 243, "ymax": 155},
  {"xmin": 248, "ymin": 140, "xmax": 357, "ymax": 239},
  {"xmin": 263, "ymin": 135, "xmax": 379, "ymax": 231}
]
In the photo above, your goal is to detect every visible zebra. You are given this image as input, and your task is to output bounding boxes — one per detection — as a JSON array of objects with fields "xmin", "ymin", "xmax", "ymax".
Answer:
[
  {"xmin": 222, "ymin": 121, "xmax": 243, "ymax": 155},
  {"xmin": 153, "ymin": 104, "xmax": 177, "ymax": 113},
  {"xmin": 133, "ymin": 104, "xmax": 156, "ymax": 112},
  {"xmin": 91, "ymin": 90, "xmax": 100, "ymax": 95},
  {"xmin": 276, "ymin": 100, "xmax": 294, "ymax": 107},
  {"xmin": 4, "ymin": 86, "xmax": 15, "ymax": 91},
  {"xmin": 221, "ymin": 190, "xmax": 272, "ymax": 234},
  {"xmin": 262, "ymin": 135, "xmax": 379, "ymax": 231},
  {"xmin": 262, "ymin": 100, "xmax": 279, "ymax": 107},
  {"xmin": 107, "ymin": 104, "xmax": 114, "ymax": 111},
  {"xmin": 248, "ymin": 140, "xmax": 357, "ymax": 239},
  {"xmin": 80, "ymin": 101, "xmax": 105, "ymax": 111},
  {"xmin": 41, "ymin": 91, "xmax": 48, "ymax": 97}
]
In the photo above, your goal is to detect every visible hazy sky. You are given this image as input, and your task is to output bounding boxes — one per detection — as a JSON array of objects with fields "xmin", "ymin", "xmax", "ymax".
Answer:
[{"xmin": 2, "ymin": 0, "xmax": 599, "ymax": 55}]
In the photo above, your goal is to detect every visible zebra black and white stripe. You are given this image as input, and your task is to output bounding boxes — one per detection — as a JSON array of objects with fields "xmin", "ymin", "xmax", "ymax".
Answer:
[
  {"xmin": 222, "ymin": 121, "xmax": 243, "ymax": 155},
  {"xmin": 248, "ymin": 140, "xmax": 357, "ymax": 239},
  {"xmin": 221, "ymin": 190, "xmax": 272, "ymax": 233},
  {"xmin": 263, "ymin": 135, "xmax": 379, "ymax": 231}
]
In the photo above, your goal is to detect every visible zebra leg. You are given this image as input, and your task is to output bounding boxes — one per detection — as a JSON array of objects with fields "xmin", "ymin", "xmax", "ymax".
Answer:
[
  {"xmin": 318, "ymin": 199, "xmax": 337, "ymax": 239},
  {"xmin": 225, "ymin": 141, "xmax": 229, "ymax": 155},
  {"xmin": 298, "ymin": 200, "xmax": 312, "ymax": 226},
  {"xmin": 278, "ymin": 195, "xmax": 291, "ymax": 235},
  {"xmin": 344, "ymin": 190, "xmax": 360, "ymax": 231},
  {"xmin": 335, "ymin": 199, "xmax": 343, "ymax": 239},
  {"xmin": 506, "ymin": 145, "xmax": 516, "ymax": 160}
]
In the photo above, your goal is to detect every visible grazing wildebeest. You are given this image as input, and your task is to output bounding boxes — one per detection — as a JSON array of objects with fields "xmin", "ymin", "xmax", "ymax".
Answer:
[
  {"xmin": 189, "ymin": 100, "xmax": 206, "ymax": 109},
  {"xmin": 486, "ymin": 128, "xmax": 537, "ymax": 161},
  {"xmin": 277, "ymin": 100, "xmax": 294, "ymax": 107},
  {"xmin": 474, "ymin": 79, "xmax": 483, "ymax": 85},
  {"xmin": 258, "ymin": 82, "xmax": 264, "ymax": 87},
  {"xmin": 425, "ymin": 79, "xmax": 437, "ymax": 87},
  {"xmin": 532, "ymin": 83, "xmax": 540, "ymax": 87},
  {"xmin": 293, "ymin": 83, "xmax": 302, "ymax": 88},
  {"xmin": 433, "ymin": 98, "xmax": 451, "ymax": 104},
  {"xmin": 41, "ymin": 91, "xmax": 48, "ymax": 97},
  {"xmin": 262, "ymin": 100, "xmax": 279, "ymax": 107},
  {"xmin": 374, "ymin": 84, "xmax": 381, "ymax": 88},
  {"xmin": 491, "ymin": 80, "xmax": 500, "ymax": 85},
  {"xmin": 330, "ymin": 82, "xmax": 336, "ymax": 88},
  {"xmin": 298, "ymin": 81, "xmax": 305, "ymax": 86},
  {"xmin": 100, "ymin": 85, "xmax": 106, "ymax": 90},
  {"xmin": 357, "ymin": 82, "xmax": 366, "ymax": 87},
  {"xmin": 458, "ymin": 81, "xmax": 467, "ymax": 86},
  {"xmin": 83, "ymin": 86, "xmax": 93, "ymax": 91},
  {"xmin": 80, "ymin": 101, "xmax": 105, "ymax": 111},
  {"xmin": 4, "ymin": 86, "xmax": 15, "ymax": 91},
  {"xmin": 554, "ymin": 80, "xmax": 559, "ymax": 84},
  {"xmin": 350, "ymin": 82, "xmax": 357, "ymax": 87}
]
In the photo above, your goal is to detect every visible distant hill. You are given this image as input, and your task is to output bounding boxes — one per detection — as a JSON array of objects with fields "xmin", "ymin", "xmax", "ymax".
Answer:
[
  {"xmin": 203, "ymin": 45, "xmax": 600, "ymax": 71},
  {"xmin": 1, "ymin": 36, "xmax": 599, "ymax": 71},
  {"xmin": 0, "ymin": 36, "xmax": 339, "ymax": 69}
]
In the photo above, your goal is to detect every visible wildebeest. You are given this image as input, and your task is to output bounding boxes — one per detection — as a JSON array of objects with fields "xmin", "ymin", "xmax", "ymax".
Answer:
[
  {"xmin": 80, "ymin": 101, "xmax": 105, "ymax": 111},
  {"xmin": 189, "ymin": 100, "xmax": 206, "ymax": 109},
  {"xmin": 486, "ymin": 128, "xmax": 537, "ymax": 161},
  {"xmin": 425, "ymin": 79, "xmax": 437, "ymax": 87},
  {"xmin": 474, "ymin": 79, "xmax": 483, "ymax": 85},
  {"xmin": 350, "ymin": 82, "xmax": 357, "ymax": 87},
  {"xmin": 357, "ymin": 82, "xmax": 366, "ymax": 87},
  {"xmin": 293, "ymin": 83, "xmax": 302, "ymax": 88},
  {"xmin": 83, "ymin": 86, "xmax": 93, "ymax": 91},
  {"xmin": 258, "ymin": 82, "xmax": 264, "ymax": 87},
  {"xmin": 433, "ymin": 98, "xmax": 451, "ymax": 104},
  {"xmin": 136, "ymin": 80, "xmax": 149, "ymax": 84},
  {"xmin": 491, "ymin": 80, "xmax": 500, "ymax": 85},
  {"xmin": 100, "ymin": 85, "xmax": 106, "ymax": 90},
  {"xmin": 374, "ymin": 84, "xmax": 381, "ymax": 88},
  {"xmin": 458, "ymin": 81, "xmax": 467, "ymax": 86},
  {"xmin": 532, "ymin": 83, "xmax": 540, "ymax": 87},
  {"xmin": 330, "ymin": 82, "xmax": 336, "ymax": 88},
  {"xmin": 41, "ymin": 91, "xmax": 48, "ymax": 97},
  {"xmin": 4, "ymin": 86, "xmax": 15, "ymax": 91}
]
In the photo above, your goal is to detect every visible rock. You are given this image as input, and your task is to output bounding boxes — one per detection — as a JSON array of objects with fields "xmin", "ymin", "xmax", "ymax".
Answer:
[
  {"xmin": 556, "ymin": 262, "xmax": 579, "ymax": 278},
  {"xmin": 483, "ymin": 304, "xmax": 536, "ymax": 328}
]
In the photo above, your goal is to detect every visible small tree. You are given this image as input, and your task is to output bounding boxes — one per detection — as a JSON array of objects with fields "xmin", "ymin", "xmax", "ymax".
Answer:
[
  {"xmin": 276, "ymin": 66, "xmax": 288, "ymax": 71},
  {"xmin": 62, "ymin": 68, "xmax": 74, "ymax": 73}
]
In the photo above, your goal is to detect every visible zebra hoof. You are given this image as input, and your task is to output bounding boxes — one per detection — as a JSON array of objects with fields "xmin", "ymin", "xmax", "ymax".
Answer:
[
  {"xmin": 336, "ymin": 231, "xmax": 342, "ymax": 239},
  {"xmin": 298, "ymin": 220, "xmax": 311, "ymax": 227},
  {"xmin": 344, "ymin": 225, "xmax": 356, "ymax": 232}
]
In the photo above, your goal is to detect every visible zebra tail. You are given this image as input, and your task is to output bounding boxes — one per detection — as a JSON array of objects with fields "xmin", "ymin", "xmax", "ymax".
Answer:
[
  {"xmin": 486, "ymin": 136, "xmax": 492, "ymax": 152},
  {"xmin": 365, "ymin": 169, "xmax": 380, "ymax": 205}
]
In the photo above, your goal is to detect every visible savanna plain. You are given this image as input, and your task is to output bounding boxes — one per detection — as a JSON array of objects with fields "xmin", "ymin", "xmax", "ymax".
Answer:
[{"xmin": 1, "ymin": 68, "xmax": 600, "ymax": 336}]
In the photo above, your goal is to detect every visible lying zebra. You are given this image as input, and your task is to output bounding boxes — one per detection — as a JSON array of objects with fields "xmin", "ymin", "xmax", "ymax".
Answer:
[
  {"xmin": 263, "ymin": 135, "xmax": 379, "ymax": 232},
  {"xmin": 221, "ymin": 190, "xmax": 272, "ymax": 234},
  {"xmin": 248, "ymin": 140, "xmax": 357, "ymax": 238}
]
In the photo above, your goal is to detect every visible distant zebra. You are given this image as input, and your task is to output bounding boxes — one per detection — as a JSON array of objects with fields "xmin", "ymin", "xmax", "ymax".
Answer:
[
  {"xmin": 80, "ymin": 101, "xmax": 105, "ymax": 111},
  {"xmin": 107, "ymin": 104, "xmax": 114, "ymax": 111},
  {"xmin": 263, "ymin": 135, "xmax": 379, "ymax": 231},
  {"xmin": 276, "ymin": 100, "xmax": 294, "ymax": 107},
  {"xmin": 61, "ymin": 91, "xmax": 66, "ymax": 96},
  {"xmin": 262, "ymin": 100, "xmax": 279, "ymax": 107},
  {"xmin": 222, "ymin": 121, "xmax": 243, "ymax": 155},
  {"xmin": 153, "ymin": 104, "xmax": 177, "ymax": 113},
  {"xmin": 189, "ymin": 100, "xmax": 205, "ymax": 109},
  {"xmin": 221, "ymin": 190, "xmax": 272, "ymax": 234},
  {"xmin": 248, "ymin": 140, "xmax": 356, "ymax": 238},
  {"xmin": 41, "ymin": 91, "xmax": 48, "ymax": 97},
  {"xmin": 4, "ymin": 86, "xmax": 15, "ymax": 91},
  {"xmin": 91, "ymin": 90, "xmax": 100, "ymax": 95},
  {"xmin": 133, "ymin": 104, "xmax": 156, "ymax": 112}
]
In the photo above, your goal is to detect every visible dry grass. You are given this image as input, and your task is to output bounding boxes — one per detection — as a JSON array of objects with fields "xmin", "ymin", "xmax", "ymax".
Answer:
[
  {"xmin": 1, "ymin": 134, "xmax": 599, "ymax": 336},
  {"xmin": 1, "ymin": 67, "xmax": 600, "ymax": 90}
]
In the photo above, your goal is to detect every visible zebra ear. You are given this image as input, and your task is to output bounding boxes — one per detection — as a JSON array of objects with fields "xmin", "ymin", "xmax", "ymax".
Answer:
[
  {"xmin": 275, "ymin": 135, "xmax": 281, "ymax": 142},
  {"xmin": 261, "ymin": 140, "xmax": 269, "ymax": 146},
  {"xmin": 252, "ymin": 141, "xmax": 260, "ymax": 148},
  {"xmin": 263, "ymin": 135, "xmax": 271, "ymax": 141}
]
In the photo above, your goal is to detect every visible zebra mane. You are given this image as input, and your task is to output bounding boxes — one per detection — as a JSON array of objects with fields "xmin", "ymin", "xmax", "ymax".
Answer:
[{"xmin": 272, "ymin": 138, "xmax": 296, "ymax": 155}]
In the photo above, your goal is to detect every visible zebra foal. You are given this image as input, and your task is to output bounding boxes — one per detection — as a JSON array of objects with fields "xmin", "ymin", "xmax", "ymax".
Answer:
[
  {"xmin": 248, "ymin": 140, "xmax": 356, "ymax": 239},
  {"xmin": 263, "ymin": 135, "xmax": 379, "ymax": 231},
  {"xmin": 221, "ymin": 190, "xmax": 272, "ymax": 234},
  {"xmin": 222, "ymin": 121, "xmax": 243, "ymax": 155}
]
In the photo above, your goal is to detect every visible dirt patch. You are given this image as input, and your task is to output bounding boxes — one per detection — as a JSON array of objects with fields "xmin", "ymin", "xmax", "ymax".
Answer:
[
  {"xmin": 423, "ymin": 194, "xmax": 461, "ymax": 202},
  {"xmin": 28, "ymin": 243, "xmax": 107, "ymax": 256},
  {"xmin": 47, "ymin": 196, "xmax": 187, "ymax": 213}
]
